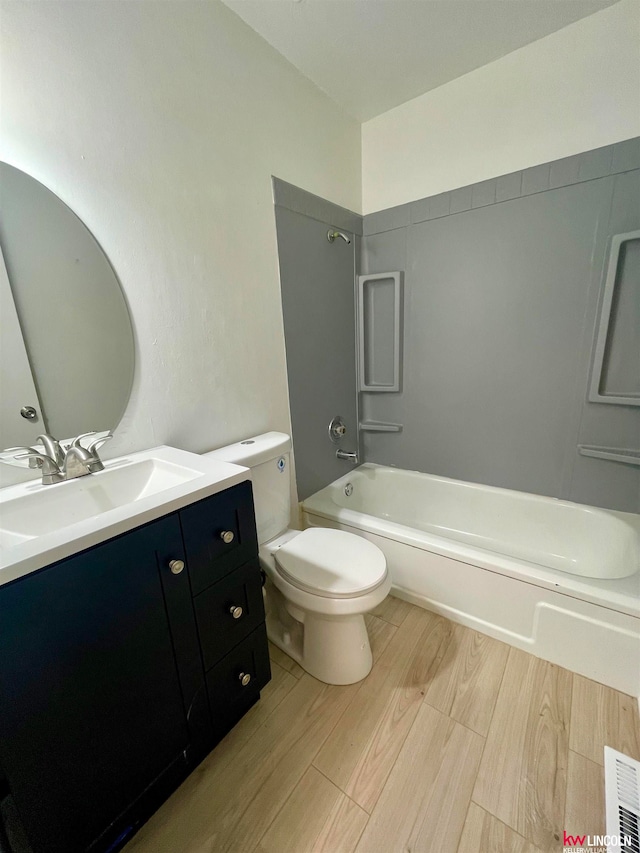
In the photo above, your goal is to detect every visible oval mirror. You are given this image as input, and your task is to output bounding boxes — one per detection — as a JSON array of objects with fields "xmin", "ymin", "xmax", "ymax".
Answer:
[{"xmin": 0, "ymin": 163, "xmax": 135, "ymax": 452}]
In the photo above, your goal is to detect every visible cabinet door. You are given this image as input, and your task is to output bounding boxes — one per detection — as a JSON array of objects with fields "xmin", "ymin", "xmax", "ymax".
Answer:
[
  {"xmin": 0, "ymin": 515, "xmax": 193, "ymax": 853},
  {"xmin": 180, "ymin": 480, "xmax": 258, "ymax": 595}
]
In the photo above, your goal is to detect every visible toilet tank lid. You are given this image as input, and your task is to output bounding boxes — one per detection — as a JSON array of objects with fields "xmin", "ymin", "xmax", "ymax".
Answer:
[{"xmin": 204, "ymin": 431, "xmax": 291, "ymax": 466}]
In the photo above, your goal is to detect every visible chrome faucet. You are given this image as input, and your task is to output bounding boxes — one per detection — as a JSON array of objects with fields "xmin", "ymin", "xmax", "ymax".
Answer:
[
  {"xmin": 6, "ymin": 431, "xmax": 112, "ymax": 484},
  {"xmin": 336, "ymin": 449, "xmax": 359, "ymax": 464}
]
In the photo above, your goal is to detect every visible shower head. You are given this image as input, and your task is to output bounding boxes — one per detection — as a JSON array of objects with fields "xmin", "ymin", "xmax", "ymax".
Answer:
[{"xmin": 327, "ymin": 229, "xmax": 351, "ymax": 245}]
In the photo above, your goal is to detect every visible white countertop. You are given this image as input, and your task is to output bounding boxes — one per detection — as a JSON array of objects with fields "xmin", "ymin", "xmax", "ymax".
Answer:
[{"xmin": 0, "ymin": 446, "xmax": 250, "ymax": 587}]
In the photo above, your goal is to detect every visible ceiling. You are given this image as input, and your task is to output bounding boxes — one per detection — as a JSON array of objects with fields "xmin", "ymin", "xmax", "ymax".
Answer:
[{"xmin": 222, "ymin": 0, "xmax": 620, "ymax": 121}]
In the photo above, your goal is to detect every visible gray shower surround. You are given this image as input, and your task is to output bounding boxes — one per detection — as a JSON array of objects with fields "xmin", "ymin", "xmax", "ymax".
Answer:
[
  {"xmin": 273, "ymin": 179, "xmax": 362, "ymax": 500},
  {"xmin": 275, "ymin": 137, "xmax": 640, "ymax": 512}
]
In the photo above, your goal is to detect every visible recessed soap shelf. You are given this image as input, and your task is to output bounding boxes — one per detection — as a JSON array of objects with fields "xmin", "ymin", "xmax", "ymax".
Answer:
[
  {"xmin": 578, "ymin": 445, "xmax": 640, "ymax": 466},
  {"xmin": 359, "ymin": 421, "xmax": 403, "ymax": 433}
]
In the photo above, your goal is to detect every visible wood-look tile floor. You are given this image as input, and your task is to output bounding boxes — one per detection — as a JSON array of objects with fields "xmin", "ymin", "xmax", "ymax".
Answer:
[{"xmin": 126, "ymin": 596, "xmax": 640, "ymax": 853}]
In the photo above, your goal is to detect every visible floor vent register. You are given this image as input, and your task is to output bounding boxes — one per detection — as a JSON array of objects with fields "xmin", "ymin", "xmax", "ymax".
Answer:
[{"xmin": 605, "ymin": 746, "xmax": 640, "ymax": 853}]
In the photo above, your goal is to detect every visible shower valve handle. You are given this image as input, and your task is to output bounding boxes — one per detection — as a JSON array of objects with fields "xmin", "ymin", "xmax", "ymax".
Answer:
[{"xmin": 328, "ymin": 416, "xmax": 347, "ymax": 444}]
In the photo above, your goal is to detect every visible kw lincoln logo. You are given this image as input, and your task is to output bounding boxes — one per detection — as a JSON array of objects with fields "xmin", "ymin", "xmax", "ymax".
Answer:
[{"xmin": 563, "ymin": 830, "xmax": 634, "ymax": 852}]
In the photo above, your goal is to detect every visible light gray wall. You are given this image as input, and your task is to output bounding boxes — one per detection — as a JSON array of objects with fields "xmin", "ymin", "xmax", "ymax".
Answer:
[
  {"xmin": 361, "ymin": 139, "xmax": 640, "ymax": 513},
  {"xmin": 273, "ymin": 179, "xmax": 362, "ymax": 500}
]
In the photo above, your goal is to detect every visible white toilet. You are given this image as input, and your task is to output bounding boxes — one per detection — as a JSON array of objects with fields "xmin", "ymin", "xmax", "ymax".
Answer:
[{"xmin": 206, "ymin": 432, "xmax": 390, "ymax": 685}]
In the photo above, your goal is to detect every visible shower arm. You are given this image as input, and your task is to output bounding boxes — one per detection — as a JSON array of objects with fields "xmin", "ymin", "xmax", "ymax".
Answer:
[{"xmin": 327, "ymin": 229, "xmax": 351, "ymax": 244}]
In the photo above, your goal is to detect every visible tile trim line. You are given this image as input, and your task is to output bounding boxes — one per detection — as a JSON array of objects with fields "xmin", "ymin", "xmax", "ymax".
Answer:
[
  {"xmin": 272, "ymin": 176, "xmax": 363, "ymax": 236},
  {"xmin": 363, "ymin": 137, "xmax": 640, "ymax": 236}
]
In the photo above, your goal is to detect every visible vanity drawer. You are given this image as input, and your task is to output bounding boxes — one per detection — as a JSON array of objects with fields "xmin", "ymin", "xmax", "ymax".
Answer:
[
  {"xmin": 180, "ymin": 481, "xmax": 258, "ymax": 596},
  {"xmin": 206, "ymin": 624, "xmax": 270, "ymax": 743},
  {"xmin": 194, "ymin": 560, "xmax": 265, "ymax": 671}
]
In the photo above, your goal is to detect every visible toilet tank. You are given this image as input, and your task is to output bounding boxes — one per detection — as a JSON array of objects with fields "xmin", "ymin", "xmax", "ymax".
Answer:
[{"xmin": 204, "ymin": 432, "xmax": 292, "ymax": 545}]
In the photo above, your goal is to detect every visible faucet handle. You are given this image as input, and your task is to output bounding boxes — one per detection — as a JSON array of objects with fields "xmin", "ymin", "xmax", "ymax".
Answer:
[
  {"xmin": 14, "ymin": 450, "xmax": 64, "ymax": 484},
  {"xmin": 85, "ymin": 433, "xmax": 112, "ymax": 473},
  {"xmin": 70, "ymin": 431, "xmax": 98, "ymax": 449},
  {"xmin": 3, "ymin": 446, "xmax": 44, "ymax": 469},
  {"xmin": 86, "ymin": 432, "xmax": 112, "ymax": 455}
]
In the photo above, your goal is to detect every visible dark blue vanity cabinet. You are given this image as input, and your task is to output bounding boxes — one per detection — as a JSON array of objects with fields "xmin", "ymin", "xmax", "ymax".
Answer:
[{"xmin": 0, "ymin": 480, "xmax": 269, "ymax": 853}]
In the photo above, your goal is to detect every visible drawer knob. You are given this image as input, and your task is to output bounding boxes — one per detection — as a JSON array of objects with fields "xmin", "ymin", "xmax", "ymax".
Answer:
[
  {"xmin": 169, "ymin": 559, "xmax": 185, "ymax": 575},
  {"xmin": 229, "ymin": 605, "xmax": 243, "ymax": 619},
  {"xmin": 220, "ymin": 530, "xmax": 235, "ymax": 544},
  {"xmin": 239, "ymin": 672, "xmax": 251, "ymax": 687}
]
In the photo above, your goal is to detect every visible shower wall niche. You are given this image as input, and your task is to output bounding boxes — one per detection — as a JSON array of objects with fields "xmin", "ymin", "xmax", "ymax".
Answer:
[
  {"xmin": 589, "ymin": 229, "xmax": 640, "ymax": 406},
  {"xmin": 358, "ymin": 271, "xmax": 403, "ymax": 392}
]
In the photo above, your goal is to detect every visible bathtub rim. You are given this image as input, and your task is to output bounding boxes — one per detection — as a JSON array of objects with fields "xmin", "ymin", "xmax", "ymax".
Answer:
[
  {"xmin": 302, "ymin": 464, "xmax": 640, "ymax": 621},
  {"xmin": 308, "ymin": 462, "xmax": 640, "ymax": 530}
]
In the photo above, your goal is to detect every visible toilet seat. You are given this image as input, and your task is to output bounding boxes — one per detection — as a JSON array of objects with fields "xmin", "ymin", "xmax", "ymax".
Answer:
[{"xmin": 274, "ymin": 528, "xmax": 387, "ymax": 599}]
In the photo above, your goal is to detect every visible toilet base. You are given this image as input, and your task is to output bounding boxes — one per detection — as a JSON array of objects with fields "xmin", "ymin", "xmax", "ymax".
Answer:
[{"xmin": 265, "ymin": 582, "xmax": 374, "ymax": 685}]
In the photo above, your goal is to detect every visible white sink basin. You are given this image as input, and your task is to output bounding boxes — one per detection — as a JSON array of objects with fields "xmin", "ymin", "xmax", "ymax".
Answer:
[
  {"xmin": 1, "ymin": 458, "xmax": 200, "ymax": 541},
  {"xmin": 0, "ymin": 446, "xmax": 250, "ymax": 585}
]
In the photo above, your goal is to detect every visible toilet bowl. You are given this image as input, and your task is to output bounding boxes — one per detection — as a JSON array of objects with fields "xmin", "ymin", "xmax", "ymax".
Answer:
[
  {"xmin": 204, "ymin": 432, "xmax": 390, "ymax": 684},
  {"xmin": 260, "ymin": 527, "xmax": 390, "ymax": 684}
]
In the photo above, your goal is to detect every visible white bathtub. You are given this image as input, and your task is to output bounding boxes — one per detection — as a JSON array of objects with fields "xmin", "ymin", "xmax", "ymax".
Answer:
[{"xmin": 302, "ymin": 464, "xmax": 640, "ymax": 697}]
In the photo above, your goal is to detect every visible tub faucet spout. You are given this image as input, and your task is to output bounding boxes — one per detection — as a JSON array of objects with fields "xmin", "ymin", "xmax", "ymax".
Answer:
[{"xmin": 336, "ymin": 449, "xmax": 358, "ymax": 464}]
